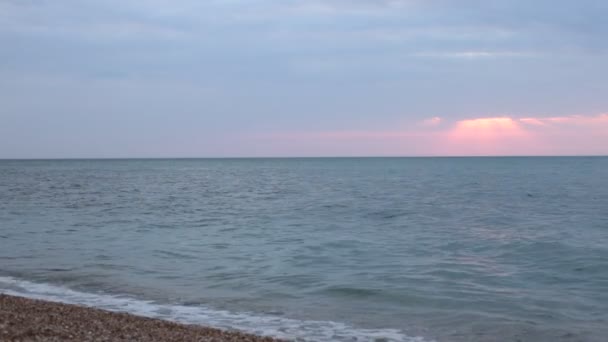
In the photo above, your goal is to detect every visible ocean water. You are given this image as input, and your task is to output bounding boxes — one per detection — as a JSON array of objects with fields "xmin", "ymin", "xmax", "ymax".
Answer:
[{"xmin": 0, "ymin": 157, "xmax": 607, "ymax": 342}]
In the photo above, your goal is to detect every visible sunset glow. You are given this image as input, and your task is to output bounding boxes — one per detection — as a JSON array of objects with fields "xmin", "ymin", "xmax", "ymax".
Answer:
[
  {"xmin": 261, "ymin": 114, "xmax": 608, "ymax": 156},
  {"xmin": 444, "ymin": 117, "xmax": 533, "ymax": 155},
  {"xmin": 450, "ymin": 117, "xmax": 527, "ymax": 139}
]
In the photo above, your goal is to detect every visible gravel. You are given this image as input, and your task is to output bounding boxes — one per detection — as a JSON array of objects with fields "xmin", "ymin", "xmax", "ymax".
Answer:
[{"xmin": 0, "ymin": 294, "xmax": 287, "ymax": 342}]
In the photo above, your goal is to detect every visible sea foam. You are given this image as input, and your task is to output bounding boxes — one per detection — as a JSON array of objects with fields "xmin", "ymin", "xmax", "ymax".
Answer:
[{"xmin": 0, "ymin": 276, "xmax": 429, "ymax": 342}]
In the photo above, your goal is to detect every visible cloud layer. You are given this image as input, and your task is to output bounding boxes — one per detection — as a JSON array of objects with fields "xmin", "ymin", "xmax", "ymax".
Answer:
[{"xmin": 1, "ymin": 1, "xmax": 607, "ymax": 157}]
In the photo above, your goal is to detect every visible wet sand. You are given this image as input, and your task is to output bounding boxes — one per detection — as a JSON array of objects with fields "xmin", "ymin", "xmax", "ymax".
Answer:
[{"xmin": 0, "ymin": 294, "xmax": 286, "ymax": 342}]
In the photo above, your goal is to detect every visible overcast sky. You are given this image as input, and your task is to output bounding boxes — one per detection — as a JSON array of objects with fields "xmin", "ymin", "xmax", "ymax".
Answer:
[{"xmin": 1, "ymin": 0, "xmax": 607, "ymax": 157}]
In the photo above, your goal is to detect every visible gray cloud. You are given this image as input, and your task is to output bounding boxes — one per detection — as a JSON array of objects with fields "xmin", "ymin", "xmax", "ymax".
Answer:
[{"xmin": 1, "ymin": 0, "xmax": 607, "ymax": 157}]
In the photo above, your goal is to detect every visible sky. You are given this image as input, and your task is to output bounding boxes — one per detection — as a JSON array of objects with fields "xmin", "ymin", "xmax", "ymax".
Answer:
[{"xmin": 1, "ymin": 0, "xmax": 607, "ymax": 158}]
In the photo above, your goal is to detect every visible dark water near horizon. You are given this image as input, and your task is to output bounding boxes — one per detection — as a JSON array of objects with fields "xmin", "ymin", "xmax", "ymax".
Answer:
[{"xmin": 1, "ymin": 157, "xmax": 607, "ymax": 341}]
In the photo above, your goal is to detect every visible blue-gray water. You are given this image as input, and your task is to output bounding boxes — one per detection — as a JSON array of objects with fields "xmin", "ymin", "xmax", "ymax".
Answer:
[{"xmin": 1, "ymin": 158, "xmax": 607, "ymax": 342}]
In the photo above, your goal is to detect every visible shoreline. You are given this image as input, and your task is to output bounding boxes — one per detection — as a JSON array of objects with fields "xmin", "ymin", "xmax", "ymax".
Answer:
[{"xmin": 0, "ymin": 294, "xmax": 286, "ymax": 342}]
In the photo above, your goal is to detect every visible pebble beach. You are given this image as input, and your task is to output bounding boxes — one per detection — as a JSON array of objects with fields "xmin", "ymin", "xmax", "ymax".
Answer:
[{"xmin": 0, "ymin": 294, "xmax": 285, "ymax": 342}]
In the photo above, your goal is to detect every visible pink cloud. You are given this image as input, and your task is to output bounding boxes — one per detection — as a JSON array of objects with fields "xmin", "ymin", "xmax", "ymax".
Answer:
[
  {"xmin": 256, "ymin": 113, "xmax": 608, "ymax": 156},
  {"xmin": 520, "ymin": 114, "xmax": 608, "ymax": 126},
  {"xmin": 441, "ymin": 117, "xmax": 537, "ymax": 155},
  {"xmin": 519, "ymin": 118, "xmax": 545, "ymax": 126},
  {"xmin": 421, "ymin": 116, "xmax": 442, "ymax": 126},
  {"xmin": 451, "ymin": 117, "xmax": 526, "ymax": 138}
]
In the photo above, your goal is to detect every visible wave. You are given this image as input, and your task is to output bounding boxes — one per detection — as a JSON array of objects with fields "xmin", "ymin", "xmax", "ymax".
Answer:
[{"xmin": 0, "ymin": 276, "xmax": 429, "ymax": 342}]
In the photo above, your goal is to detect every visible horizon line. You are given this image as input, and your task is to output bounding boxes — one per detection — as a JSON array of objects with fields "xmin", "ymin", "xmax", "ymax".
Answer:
[{"xmin": 1, "ymin": 155, "xmax": 607, "ymax": 160}]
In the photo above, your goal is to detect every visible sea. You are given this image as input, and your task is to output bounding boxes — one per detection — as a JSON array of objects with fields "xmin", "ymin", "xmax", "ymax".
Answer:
[{"xmin": 0, "ymin": 157, "xmax": 607, "ymax": 342}]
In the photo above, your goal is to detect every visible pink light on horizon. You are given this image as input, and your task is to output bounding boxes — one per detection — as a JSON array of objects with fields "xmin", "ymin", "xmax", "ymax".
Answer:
[
  {"xmin": 253, "ymin": 113, "xmax": 608, "ymax": 156},
  {"xmin": 441, "ymin": 117, "xmax": 539, "ymax": 156}
]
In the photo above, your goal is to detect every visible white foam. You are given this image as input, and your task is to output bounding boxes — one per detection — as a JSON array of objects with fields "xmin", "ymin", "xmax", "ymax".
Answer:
[{"xmin": 0, "ymin": 276, "xmax": 430, "ymax": 342}]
